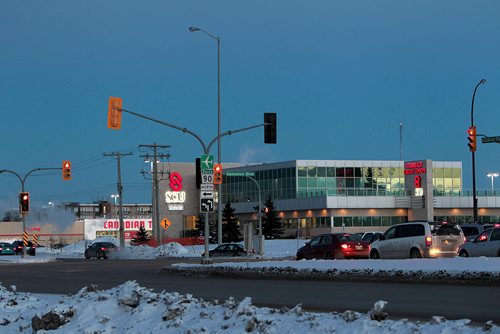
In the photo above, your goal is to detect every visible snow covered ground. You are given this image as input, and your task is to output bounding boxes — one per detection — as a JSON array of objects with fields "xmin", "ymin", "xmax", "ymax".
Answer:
[{"xmin": 1, "ymin": 238, "xmax": 499, "ymax": 333}]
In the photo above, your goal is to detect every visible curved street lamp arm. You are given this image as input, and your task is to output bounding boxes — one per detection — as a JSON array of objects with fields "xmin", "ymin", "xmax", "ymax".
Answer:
[
  {"xmin": 471, "ymin": 79, "xmax": 486, "ymax": 126},
  {"xmin": 120, "ymin": 108, "xmax": 208, "ymax": 153},
  {"xmin": 0, "ymin": 169, "xmax": 23, "ymax": 185},
  {"xmin": 207, "ymin": 123, "xmax": 265, "ymax": 153}
]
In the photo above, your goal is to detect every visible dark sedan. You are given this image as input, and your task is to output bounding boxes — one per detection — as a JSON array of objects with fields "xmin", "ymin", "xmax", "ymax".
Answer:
[
  {"xmin": 296, "ymin": 233, "xmax": 370, "ymax": 260},
  {"xmin": 84, "ymin": 242, "xmax": 118, "ymax": 259},
  {"xmin": 202, "ymin": 243, "xmax": 246, "ymax": 257},
  {"xmin": 11, "ymin": 241, "xmax": 36, "ymax": 256}
]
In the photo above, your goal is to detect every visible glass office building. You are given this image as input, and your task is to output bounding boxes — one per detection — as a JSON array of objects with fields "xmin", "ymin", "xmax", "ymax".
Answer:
[
  {"xmin": 221, "ymin": 160, "xmax": 485, "ymax": 237},
  {"xmin": 224, "ymin": 160, "xmax": 462, "ymax": 202}
]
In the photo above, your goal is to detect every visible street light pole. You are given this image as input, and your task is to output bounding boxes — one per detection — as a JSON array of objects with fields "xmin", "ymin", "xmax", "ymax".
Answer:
[
  {"xmin": 470, "ymin": 79, "xmax": 486, "ymax": 223},
  {"xmin": 189, "ymin": 26, "xmax": 223, "ymax": 245},
  {"xmin": 0, "ymin": 167, "xmax": 61, "ymax": 257},
  {"xmin": 486, "ymin": 173, "xmax": 498, "ymax": 193}
]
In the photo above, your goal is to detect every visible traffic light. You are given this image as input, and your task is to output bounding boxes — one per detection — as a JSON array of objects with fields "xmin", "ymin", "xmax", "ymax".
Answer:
[
  {"xmin": 108, "ymin": 97, "xmax": 123, "ymax": 130},
  {"xmin": 19, "ymin": 192, "xmax": 29, "ymax": 214},
  {"xmin": 264, "ymin": 113, "xmax": 277, "ymax": 144},
  {"xmin": 62, "ymin": 160, "xmax": 72, "ymax": 180},
  {"xmin": 213, "ymin": 164, "xmax": 223, "ymax": 185},
  {"xmin": 468, "ymin": 126, "xmax": 477, "ymax": 152}
]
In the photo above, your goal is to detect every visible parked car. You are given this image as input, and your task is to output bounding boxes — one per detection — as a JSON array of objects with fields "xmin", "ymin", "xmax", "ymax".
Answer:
[
  {"xmin": 84, "ymin": 242, "xmax": 118, "ymax": 259},
  {"xmin": 0, "ymin": 242, "xmax": 15, "ymax": 255},
  {"xmin": 202, "ymin": 243, "xmax": 246, "ymax": 257},
  {"xmin": 296, "ymin": 233, "xmax": 370, "ymax": 260},
  {"xmin": 11, "ymin": 240, "xmax": 36, "ymax": 256},
  {"xmin": 459, "ymin": 223, "xmax": 493, "ymax": 242},
  {"xmin": 369, "ymin": 221, "xmax": 465, "ymax": 259},
  {"xmin": 355, "ymin": 232, "xmax": 383, "ymax": 244},
  {"xmin": 458, "ymin": 226, "xmax": 500, "ymax": 257}
]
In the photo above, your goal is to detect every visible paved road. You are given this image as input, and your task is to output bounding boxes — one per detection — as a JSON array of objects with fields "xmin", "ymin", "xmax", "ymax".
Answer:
[{"xmin": 1, "ymin": 258, "xmax": 498, "ymax": 323}]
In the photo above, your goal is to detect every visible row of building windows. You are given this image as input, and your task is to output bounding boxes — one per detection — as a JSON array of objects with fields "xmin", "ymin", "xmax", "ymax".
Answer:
[
  {"xmin": 281, "ymin": 216, "xmax": 408, "ymax": 229},
  {"xmin": 224, "ymin": 166, "xmax": 463, "ymax": 204}
]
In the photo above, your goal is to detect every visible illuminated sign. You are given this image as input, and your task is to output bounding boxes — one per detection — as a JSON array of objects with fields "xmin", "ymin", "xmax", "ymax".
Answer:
[
  {"xmin": 404, "ymin": 161, "xmax": 427, "ymax": 175},
  {"xmin": 169, "ymin": 172, "xmax": 183, "ymax": 191},
  {"xmin": 165, "ymin": 191, "xmax": 186, "ymax": 203}
]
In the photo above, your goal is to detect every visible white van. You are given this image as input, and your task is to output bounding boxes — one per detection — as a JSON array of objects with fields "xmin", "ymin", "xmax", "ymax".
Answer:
[{"xmin": 369, "ymin": 221, "xmax": 465, "ymax": 259}]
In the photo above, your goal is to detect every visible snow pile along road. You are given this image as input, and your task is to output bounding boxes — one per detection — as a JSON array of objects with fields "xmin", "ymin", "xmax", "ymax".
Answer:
[{"xmin": 0, "ymin": 282, "xmax": 497, "ymax": 333}]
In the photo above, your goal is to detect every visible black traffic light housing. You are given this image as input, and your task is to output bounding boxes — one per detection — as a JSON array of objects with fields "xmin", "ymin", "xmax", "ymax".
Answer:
[
  {"xmin": 264, "ymin": 113, "xmax": 277, "ymax": 144},
  {"xmin": 19, "ymin": 192, "xmax": 30, "ymax": 214},
  {"xmin": 195, "ymin": 158, "xmax": 201, "ymax": 189},
  {"xmin": 468, "ymin": 126, "xmax": 477, "ymax": 152}
]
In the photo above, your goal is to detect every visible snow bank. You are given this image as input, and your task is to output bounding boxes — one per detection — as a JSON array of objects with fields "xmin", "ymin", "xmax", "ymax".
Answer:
[{"xmin": 0, "ymin": 282, "xmax": 496, "ymax": 333}]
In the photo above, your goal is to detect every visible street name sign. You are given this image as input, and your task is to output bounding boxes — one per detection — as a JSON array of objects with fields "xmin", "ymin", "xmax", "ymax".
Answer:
[
  {"xmin": 225, "ymin": 172, "xmax": 255, "ymax": 177},
  {"xmin": 481, "ymin": 136, "xmax": 500, "ymax": 144}
]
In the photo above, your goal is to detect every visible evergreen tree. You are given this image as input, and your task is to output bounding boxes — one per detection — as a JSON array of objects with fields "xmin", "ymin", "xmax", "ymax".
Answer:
[
  {"xmin": 222, "ymin": 201, "xmax": 241, "ymax": 242},
  {"xmin": 262, "ymin": 195, "xmax": 283, "ymax": 239},
  {"xmin": 130, "ymin": 226, "xmax": 150, "ymax": 245}
]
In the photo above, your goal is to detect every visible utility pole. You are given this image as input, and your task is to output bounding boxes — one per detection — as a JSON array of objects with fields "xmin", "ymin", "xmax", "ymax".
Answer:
[
  {"xmin": 103, "ymin": 151, "xmax": 132, "ymax": 249},
  {"xmin": 139, "ymin": 143, "xmax": 170, "ymax": 244}
]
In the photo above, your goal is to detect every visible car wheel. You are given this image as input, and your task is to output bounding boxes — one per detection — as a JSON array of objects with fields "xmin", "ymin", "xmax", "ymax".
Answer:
[
  {"xmin": 84, "ymin": 252, "xmax": 90, "ymax": 259},
  {"xmin": 324, "ymin": 252, "xmax": 332, "ymax": 260},
  {"xmin": 296, "ymin": 253, "xmax": 304, "ymax": 260},
  {"xmin": 459, "ymin": 250, "xmax": 469, "ymax": 257},
  {"xmin": 102, "ymin": 252, "xmax": 108, "ymax": 260},
  {"xmin": 410, "ymin": 248, "xmax": 422, "ymax": 259},
  {"xmin": 370, "ymin": 250, "xmax": 380, "ymax": 259}
]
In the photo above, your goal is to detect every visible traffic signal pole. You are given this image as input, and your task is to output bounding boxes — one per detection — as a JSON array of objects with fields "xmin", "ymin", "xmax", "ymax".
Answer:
[
  {"xmin": 0, "ymin": 167, "xmax": 62, "ymax": 257},
  {"xmin": 108, "ymin": 101, "xmax": 272, "ymax": 264},
  {"xmin": 469, "ymin": 79, "xmax": 486, "ymax": 223}
]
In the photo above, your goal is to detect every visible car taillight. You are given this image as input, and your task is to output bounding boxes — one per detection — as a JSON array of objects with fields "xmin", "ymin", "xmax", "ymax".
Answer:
[
  {"xmin": 341, "ymin": 244, "xmax": 349, "ymax": 249},
  {"xmin": 101, "ymin": 247, "xmax": 107, "ymax": 251},
  {"xmin": 425, "ymin": 236, "xmax": 432, "ymax": 247}
]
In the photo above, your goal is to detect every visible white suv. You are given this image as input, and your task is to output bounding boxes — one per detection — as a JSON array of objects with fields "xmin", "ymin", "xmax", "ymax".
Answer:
[{"xmin": 370, "ymin": 221, "xmax": 465, "ymax": 259}]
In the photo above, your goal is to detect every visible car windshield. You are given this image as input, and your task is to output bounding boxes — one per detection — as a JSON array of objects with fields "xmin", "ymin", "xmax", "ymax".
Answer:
[
  {"xmin": 460, "ymin": 226, "xmax": 479, "ymax": 236},
  {"xmin": 336, "ymin": 234, "xmax": 362, "ymax": 242},
  {"xmin": 430, "ymin": 222, "xmax": 462, "ymax": 236}
]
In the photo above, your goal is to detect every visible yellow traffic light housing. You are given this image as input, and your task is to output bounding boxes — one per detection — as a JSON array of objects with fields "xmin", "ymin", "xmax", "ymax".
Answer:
[
  {"xmin": 62, "ymin": 160, "xmax": 72, "ymax": 180},
  {"xmin": 19, "ymin": 192, "xmax": 30, "ymax": 214},
  {"xmin": 213, "ymin": 164, "xmax": 223, "ymax": 185},
  {"xmin": 468, "ymin": 126, "xmax": 477, "ymax": 152},
  {"xmin": 108, "ymin": 97, "xmax": 123, "ymax": 130}
]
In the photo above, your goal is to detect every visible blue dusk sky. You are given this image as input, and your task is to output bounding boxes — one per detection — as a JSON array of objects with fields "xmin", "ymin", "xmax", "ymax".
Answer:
[{"xmin": 1, "ymin": 1, "xmax": 500, "ymax": 207}]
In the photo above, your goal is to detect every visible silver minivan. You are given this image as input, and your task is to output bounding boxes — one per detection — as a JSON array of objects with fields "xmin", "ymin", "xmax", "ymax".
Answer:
[{"xmin": 370, "ymin": 221, "xmax": 465, "ymax": 259}]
